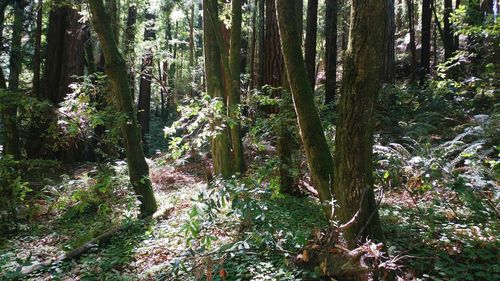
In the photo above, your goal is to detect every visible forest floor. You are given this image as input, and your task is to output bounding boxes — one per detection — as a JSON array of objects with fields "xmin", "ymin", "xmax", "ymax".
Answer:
[{"xmin": 1, "ymin": 109, "xmax": 499, "ymax": 280}]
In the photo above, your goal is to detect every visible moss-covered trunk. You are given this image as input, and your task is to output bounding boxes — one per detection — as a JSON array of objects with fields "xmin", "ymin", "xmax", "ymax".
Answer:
[
  {"xmin": 276, "ymin": 0, "xmax": 334, "ymax": 217},
  {"xmin": 88, "ymin": 0, "xmax": 157, "ymax": 217},
  {"xmin": 333, "ymin": 0, "xmax": 387, "ymax": 248}
]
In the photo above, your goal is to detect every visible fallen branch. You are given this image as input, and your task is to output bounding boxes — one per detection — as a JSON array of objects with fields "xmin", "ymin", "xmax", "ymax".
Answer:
[{"xmin": 19, "ymin": 215, "xmax": 154, "ymax": 276}]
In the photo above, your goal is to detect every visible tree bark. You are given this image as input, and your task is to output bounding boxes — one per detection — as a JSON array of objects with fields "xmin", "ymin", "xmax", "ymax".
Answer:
[
  {"xmin": 304, "ymin": 0, "xmax": 318, "ymax": 90},
  {"xmin": 88, "ymin": 0, "xmax": 157, "ymax": 217},
  {"xmin": 124, "ymin": 4, "xmax": 137, "ymax": 99},
  {"xmin": 420, "ymin": 0, "xmax": 432, "ymax": 83},
  {"xmin": 324, "ymin": 0, "xmax": 338, "ymax": 105},
  {"xmin": 33, "ymin": 0, "xmax": 43, "ymax": 98},
  {"xmin": 383, "ymin": 0, "xmax": 396, "ymax": 84},
  {"xmin": 257, "ymin": 0, "xmax": 265, "ymax": 88},
  {"xmin": 407, "ymin": 0, "xmax": 417, "ymax": 82},
  {"xmin": 334, "ymin": 0, "xmax": 386, "ymax": 248},
  {"xmin": 203, "ymin": 0, "xmax": 233, "ymax": 178},
  {"xmin": 229, "ymin": 0, "xmax": 245, "ymax": 174},
  {"xmin": 2, "ymin": 0, "xmax": 25, "ymax": 158},
  {"xmin": 137, "ymin": 12, "xmax": 155, "ymax": 156},
  {"xmin": 276, "ymin": 0, "xmax": 334, "ymax": 217},
  {"xmin": 443, "ymin": 0, "xmax": 455, "ymax": 59},
  {"xmin": 0, "ymin": 2, "xmax": 8, "ymax": 89}
]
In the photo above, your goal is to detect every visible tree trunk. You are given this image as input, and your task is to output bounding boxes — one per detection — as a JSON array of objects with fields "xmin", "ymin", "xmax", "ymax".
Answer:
[
  {"xmin": 88, "ymin": 0, "xmax": 157, "ymax": 217},
  {"xmin": 137, "ymin": 12, "xmax": 155, "ymax": 156},
  {"xmin": 248, "ymin": 0, "xmax": 258, "ymax": 91},
  {"xmin": 0, "ymin": 2, "xmax": 8, "ymax": 89},
  {"xmin": 43, "ymin": 1, "xmax": 85, "ymax": 105},
  {"xmin": 33, "ymin": 0, "xmax": 43, "ymax": 98},
  {"xmin": 304, "ymin": 0, "xmax": 318, "ymax": 90},
  {"xmin": 334, "ymin": 0, "xmax": 386, "ymax": 248},
  {"xmin": 2, "ymin": 0, "xmax": 25, "ymax": 158},
  {"xmin": 420, "ymin": 0, "xmax": 432, "ymax": 83},
  {"xmin": 257, "ymin": 0, "xmax": 265, "ymax": 88},
  {"xmin": 443, "ymin": 0, "xmax": 455, "ymax": 59},
  {"xmin": 276, "ymin": 0, "xmax": 334, "ymax": 217},
  {"xmin": 203, "ymin": 0, "xmax": 233, "ymax": 178},
  {"xmin": 229, "ymin": 0, "xmax": 245, "ymax": 174},
  {"xmin": 383, "ymin": 0, "xmax": 396, "ymax": 84},
  {"xmin": 324, "ymin": 0, "xmax": 338, "ymax": 105},
  {"xmin": 407, "ymin": 0, "xmax": 417, "ymax": 82},
  {"xmin": 124, "ymin": 4, "xmax": 137, "ymax": 99}
]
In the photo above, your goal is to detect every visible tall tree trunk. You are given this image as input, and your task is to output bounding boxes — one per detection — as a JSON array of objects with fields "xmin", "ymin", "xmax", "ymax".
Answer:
[
  {"xmin": 443, "ymin": 0, "xmax": 455, "ymax": 59},
  {"xmin": 88, "ymin": 0, "xmax": 157, "ymax": 217},
  {"xmin": 257, "ymin": 0, "xmax": 265, "ymax": 88},
  {"xmin": 407, "ymin": 0, "xmax": 417, "ymax": 82},
  {"xmin": 334, "ymin": 0, "xmax": 387, "ymax": 248},
  {"xmin": 203, "ymin": 0, "xmax": 233, "ymax": 178},
  {"xmin": 33, "ymin": 0, "xmax": 43, "ymax": 98},
  {"xmin": 324, "ymin": 0, "xmax": 338, "ymax": 105},
  {"xmin": 276, "ymin": 0, "xmax": 334, "ymax": 217},
  {"xmin": 2, "ymin": 0, "xmax": 25, "ymax": 158},
  {"xmin": 383, "ymin": 0, "xmax": 396, "ymax": 84},
  {"xmin": 137, "ymin": 12, "xmax": 155, "ymax": 156},
  {"xmin": 0, "ymin": 2, "xmax": 8, "ymax": 89},
  {"xmin": 124, "ymin": 4, "xmax": 137, "ymax": 99},
  {"xmin": 304, "ymin": 0, "xmax": 318, "ymax": 90},
  {"xmin": 248, "ymin": 0, "xmax": 258, "ymax": 90},
  {"xmin": 229, "ymin": 0, "xmax": 245, "ymax": 173},
  {"xmin": 420, "ymin": 0, "xmax": 432, "ymax": 83}
]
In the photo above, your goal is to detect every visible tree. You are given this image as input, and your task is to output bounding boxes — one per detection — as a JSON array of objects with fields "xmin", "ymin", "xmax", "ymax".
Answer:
[
  {"xmin": 383, "ymin": 0, "xmax": 396, "ymax": 84},
  {"xmin": 276, "ymin": 0, "xmax": 334, "ymax": 216},
  {"xmin": 228, "ymin": 0, "xmax": 245, "ymax": 173},
  {"xmin": 137, "ymin": 12, "xmax": 156, "ymax": 155},
  {"xmin": 420, "ymin": 0, "xmax": 432, "ymax": 83},
  {"xmin": 124, "ymin": 4, "xmax": 137, "ymax": 99},
  {"xmin": 0, "ymin": 1, "xmax": 10, "ymax": 89},
  {"xmin": 2, "ymin": 0, "xmax": 25, "ymax": 159},
  {"xmin": 324, "ymin": 0, "xmax": 338, "ymax": 105},
  {"xmin": 407, "ymin": 0, "xmax": 417, "ymax": 82},
  {"xmin": 333, "ymin": 0, "xmax": 387, "ymax": 247},
  {"xmin": 203, "ymin": 0, "xmax": 233, "ymax": 178},
  {"xmin": 304, "ymin": 0, "xmax": 318, "ymax": 90},
  {"xmin": 33, "ymin": 0, "xmax": 43, "ymax": 98},
  {"xmin": 443, "ymin": 0, "xmax": 456, "ymax": 59},
  {"xmin": 87, "ymin": 0, "xmax": 157, "ymax": 217}
]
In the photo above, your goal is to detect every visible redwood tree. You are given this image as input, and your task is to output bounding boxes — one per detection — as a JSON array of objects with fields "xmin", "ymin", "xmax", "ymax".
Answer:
[
  {"xmin": 324, "ymin": 0, "xmax": 338, "ymax": 105},
  {"xmin": 304, "ymin": 0, "xmax": 318, "ymax": 90}
]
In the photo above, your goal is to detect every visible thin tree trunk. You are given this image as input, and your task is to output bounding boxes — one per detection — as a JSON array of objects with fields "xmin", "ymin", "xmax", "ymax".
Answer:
[
  {"xmin": 248, "ymin": 0, "xmax": 258, "ymax": 90},
  {"xmin": 0, "ymin": 2, "xmax": 8, "ymax": 89},
  {"xmin": 407, "ymin": 0, "xmax": 417, "ymax": 82},
  {"xmin": 88, "ymin": 0, "xmax": 157, "ymax": 217},
  {"xmin": 304, "ymin": 0, "xmax": 318, "ymax": 90},
  {"xmin": 383, "ymin": 0, "xmax": 396, "ymax": 84},
  {"xmin": 33, "ymin": 0, "xmax": 43, "ymax": 98},
  {"xmin": 334, "ymin": 0, "xmax": 387, "ymax": 248},
  {"xmin": 324, "ymin": 0, "xmax": 337, "ymax": 105},
  {"xmin": 443, "ymin": 0, "xmax": 455, "ymax": 59},
  {"xmin": 276, "ymin": 0, "xmax": 334, "ymax": 217},
  {"xmin": 257, "ymin": 0, "xmax": 265, "ymax": 88},
  {"xmin": 137, "ymin": 12, "xmax": 155, "ymax": 156},
  {"xmin": 229, "ymin": 0, "xmax": 245, "ymax": 173},
  {"xmin": 124, "ymin": 4, "xmax": 137, "ymax": 99},
  {"xmin": 420, "ymin": 0, "xmax": 432, "ymax": 83}
]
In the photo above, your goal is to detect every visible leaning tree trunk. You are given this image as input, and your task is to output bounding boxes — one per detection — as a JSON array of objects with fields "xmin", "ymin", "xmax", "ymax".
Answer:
[
  {"xmin": 203, "ymin": 0, "xmax": 233, "ymax": 178},
  {"xmin": 420, "ymin": 0, "xmax": 432, "ymax": 83},
  {"xmin": 88, "ymin": 0, "xmax": 157, "ymax": 217},
  {"xmin": 137, "ymin": 12, "xmax": 156, "ymax": 156},
  {"xmin": 324, "ymin": 0, "xmax": 338, "ymax": 105},
  {"xmin": 276, "ymin": 0, "xmax": 335, "ymax": 217},
  {"xmin": 229, "ymin": 0, "xmax": 245, "ymax": 174},
  {"xmin": 2, "ymin": 0, "xmax": 25, "ymax": 159},
  {"xmin": 304, "ymin": 0, "xmax": 318, "ymax": 90},
  {"xmin": 124, "ymin": 4, "xmax": 137, "ymax": 99},
  {"xmin": 333, "ymin": 0, "xmax": 387, "ymax": 248}
]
